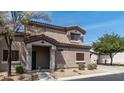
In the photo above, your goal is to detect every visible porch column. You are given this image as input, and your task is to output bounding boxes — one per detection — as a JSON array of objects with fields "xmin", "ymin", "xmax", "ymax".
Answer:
[
  {"xmin": 26, "ymin": 44, "xmax": 32, "ymax": 71},
  {"xmin": 50, "ymin": 47, "xmax": 56, "ymax": 71}
]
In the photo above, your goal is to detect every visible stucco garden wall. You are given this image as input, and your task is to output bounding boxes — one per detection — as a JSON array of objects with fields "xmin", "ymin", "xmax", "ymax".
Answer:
[
  {"xmin": 99, "ymin": 53, "xmax": 124, "ymax": 64},
  {"xmin": 91, "ymin": 53, "xmax": 124, "ymax": 65}
]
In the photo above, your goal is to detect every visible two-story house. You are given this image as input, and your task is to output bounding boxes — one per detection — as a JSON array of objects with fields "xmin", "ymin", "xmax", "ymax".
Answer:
[{"xmin": 0, "ymin": 21, "xmax": 91, "ymax": 72}]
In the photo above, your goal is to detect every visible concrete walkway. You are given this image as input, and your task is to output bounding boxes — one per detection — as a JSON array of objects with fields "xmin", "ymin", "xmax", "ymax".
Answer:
[
  {"xmin": 38, "ymin": 72, "xmax": 56, "ymax": 81},
  {"xmin": 58, "ymin": 65, "xmax": 124, "ymax": 81}
]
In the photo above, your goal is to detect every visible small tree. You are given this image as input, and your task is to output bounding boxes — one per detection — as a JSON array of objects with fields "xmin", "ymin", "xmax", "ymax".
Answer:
[
  {"xmin": 0, "ymin": 11, "xmax": 50, "ymax": 76},
  {"xmin": 92, "ymin": 33, "xmax": 124, "ymax": 65}
]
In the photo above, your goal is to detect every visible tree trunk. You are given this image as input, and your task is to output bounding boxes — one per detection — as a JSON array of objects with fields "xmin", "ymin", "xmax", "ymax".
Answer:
[
  {"xmin": 97, "ymin": 54, "xmax": 100, "ymax": 64},
  {"xmin": 105, "ymin": 59, "xmax": 107, "ymax": 65},
  {"xmin": 24, "ymin": 25, "xmax": 27, "ymax": 33},
  {"xmin": 8, "ymin": 38, "xmax": 12, "ymax": 76},
  {"xmin": 110, "ymin": 55, "xmax": 113, "ymax": 65}
]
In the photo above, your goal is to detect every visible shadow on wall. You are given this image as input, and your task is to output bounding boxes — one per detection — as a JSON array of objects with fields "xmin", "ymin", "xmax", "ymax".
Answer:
[
  {"xmin": 13, "ymin": 42, "xmax": 27, "ymax": 64},
  {"xmin": 55, "ymin": 51, "xmax": 66, "ymax": 69}
]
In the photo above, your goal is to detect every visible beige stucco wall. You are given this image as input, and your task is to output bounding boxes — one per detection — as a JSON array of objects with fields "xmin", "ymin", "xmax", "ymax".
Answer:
[
  {"xmin": 0, "ymin": 36, "xmax": 26, "ymax": 72},
  {"xmin": 27, "ymin": 27, "xmax": 84, "ymax": 45},
  {"xmin": 45, "ymin": 29, "xmax": 84, "ymax": 45},
  {"xmin": 56, "ymin": 48, "xmax": 91, "ymax": 69},
  {"xmin": 0, "ymin": 37, "xmax": 8, "ymax": 71}
]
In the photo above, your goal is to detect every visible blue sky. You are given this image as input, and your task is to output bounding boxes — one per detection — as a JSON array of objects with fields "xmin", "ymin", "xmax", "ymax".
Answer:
[{"xmin": 41, "ymin": 11, "xmax": 124, "ymax": 44}]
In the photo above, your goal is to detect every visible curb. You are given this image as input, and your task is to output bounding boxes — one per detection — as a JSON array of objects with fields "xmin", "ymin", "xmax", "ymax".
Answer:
[{"xmin": 57, "ymin": 71, "xmax": 124, "ymax": 81}]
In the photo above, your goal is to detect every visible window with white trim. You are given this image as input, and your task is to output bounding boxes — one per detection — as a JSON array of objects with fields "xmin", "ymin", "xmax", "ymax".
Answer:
[
  {"xmin": 3, "ymin": 50, "xmax": 19, "ymax": 61},
  {"xmin": 76, "ymin": 53, "xmax": 84, "ymax": 61}
]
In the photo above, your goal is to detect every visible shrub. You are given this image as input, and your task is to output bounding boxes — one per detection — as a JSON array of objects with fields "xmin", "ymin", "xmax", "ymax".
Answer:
[
  {"xmin": 73, "ymin": 70, "xmax": 78, "ymax": 72},
  {"xmin": 60, "ymin": 69, "xmax": 64, "ymax": 72},
  {"xmin": 87, "ymin": 63, "xmax": 97, "ymax": 70},
  {"xmin": 92, "ymin": 63, "xmax": 97, "ymax": 69},
  {"xmin": 16, "ymin": 65, "xmax": 24, "ymax": 74},
  {"xmin": 78, "ymin": 63, "xmax": 85, "ymax": 70}
]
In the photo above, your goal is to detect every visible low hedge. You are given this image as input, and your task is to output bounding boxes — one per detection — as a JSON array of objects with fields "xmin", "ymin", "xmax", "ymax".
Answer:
[
  {"xmin": 87, "ymin": 63, "xmax": 97, "ymax": 70},
  {"xmin": 78, "ymin": 63, "xmax": 85, "ymax": 70}
]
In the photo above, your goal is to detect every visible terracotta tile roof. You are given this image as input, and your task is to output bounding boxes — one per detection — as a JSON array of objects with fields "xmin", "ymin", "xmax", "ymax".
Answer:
[
  {"xmin": 28, "ymin": 21, "xmax": 86, "ymax": 34},
  {"xmin": 25, "ymin": 34, "xmax": 59, "ymax": 45},
  {"xmin": 25, "ymin": 34, "xmax": 91, "ymax": 49},
  {"xmin": 59, "ymin": 43, "xmax": 91, "ymax": 49}
]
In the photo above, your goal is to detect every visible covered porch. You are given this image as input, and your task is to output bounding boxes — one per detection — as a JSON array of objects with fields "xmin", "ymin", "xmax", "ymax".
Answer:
[
  {"xmin": 32, "ymin": 46, "xmax": 50, "ymax": 70},
  {"xmin": 25, "ymin": 35, "xmax": 56, "ymax": 72}
]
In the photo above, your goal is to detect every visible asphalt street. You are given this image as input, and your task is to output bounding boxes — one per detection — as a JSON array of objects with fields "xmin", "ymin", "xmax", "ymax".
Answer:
[{"xmin": 70, "ymin": 72, "xmax": 124, "ymax": 81}]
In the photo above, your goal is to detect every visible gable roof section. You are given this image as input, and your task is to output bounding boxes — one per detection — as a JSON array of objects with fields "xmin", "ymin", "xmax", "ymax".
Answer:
[
  {"xmin": 28, "ymin": 21, "xmax": 86, "ymax": 34},
  {"xmin": 25, "ymin": 34, "xmax": 91, "ymax": 49},
  {"xmin": 25, "ymin": 34, "xmax": 59, "ymax": 45}
]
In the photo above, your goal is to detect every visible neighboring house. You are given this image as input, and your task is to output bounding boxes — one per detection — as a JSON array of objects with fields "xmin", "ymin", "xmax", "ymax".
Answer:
[
  {"xmin": 0, "ymin": 21, "xmax": 91, "ymax": 72},
  {"xmin": 90, "ymin": 50, "xmax": 124, "ymax": 65}
]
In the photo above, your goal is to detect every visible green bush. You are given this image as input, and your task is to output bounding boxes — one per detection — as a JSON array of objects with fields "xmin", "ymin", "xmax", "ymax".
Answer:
[
  {"xmin": 78, "ymin": 63, "xmax": 85, "ymax": 70},
  {"xmin": 60, "ymin": 69, "xmax": 64, "ymax": 72},
  {"xmin": 93, "ymin": 63, "xmax": 97, "ymax": 69},
  {"xmin": 87, "ymin": 63, "xmax": 97, "ymax": 70},
  {"xmin": 16, "ymin": 65, "xmax": 24, "ymax": 74}
]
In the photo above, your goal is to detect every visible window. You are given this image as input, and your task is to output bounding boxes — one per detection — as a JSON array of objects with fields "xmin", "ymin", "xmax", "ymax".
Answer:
[
  {"xmin": 12, "ymin": 50, "xmax": 19, "ymax": 61},
  {"xmin": 3, "ymin": 50, "xmax": 19, "ymax": 61},
  {"xmin": 3, "ymin": 50, "xmax": 8, "ymax": 61},
  {"xmin": 70, "ymin": 33, "xmax": 80, "ymax": 41},
  {"xmin": 76, "ymin": 53, "xmax": 84, "ymax": 61}
]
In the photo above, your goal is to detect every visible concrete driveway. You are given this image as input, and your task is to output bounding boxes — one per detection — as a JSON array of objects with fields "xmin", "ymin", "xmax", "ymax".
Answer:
[
  {"xmin": 69, "ymin": 65, "xmax": 124, "ymax": 81},
  {"xmin": 98, "ymin": 65, "xmax": 124, "ymax": 73},
  {"xmin": 58, "ymin": 65, "xmax": 124, "ymax": 81}
]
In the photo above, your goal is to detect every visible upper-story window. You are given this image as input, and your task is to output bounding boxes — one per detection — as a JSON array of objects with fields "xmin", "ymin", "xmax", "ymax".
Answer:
[{"xmin": 70, "ymin": 33, "xmax": 80, "ymax": 41}]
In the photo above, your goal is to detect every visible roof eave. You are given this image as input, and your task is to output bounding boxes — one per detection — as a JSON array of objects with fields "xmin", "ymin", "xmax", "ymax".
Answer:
[{"xmin": 28, "ymin": 21, "xmax": 86, "ymax": 34}]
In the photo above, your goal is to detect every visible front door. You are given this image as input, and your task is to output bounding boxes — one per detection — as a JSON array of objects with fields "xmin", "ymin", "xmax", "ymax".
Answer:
[{"xmin": 32, "ymin": 51, "xmax": 36, "ymax": 70}]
